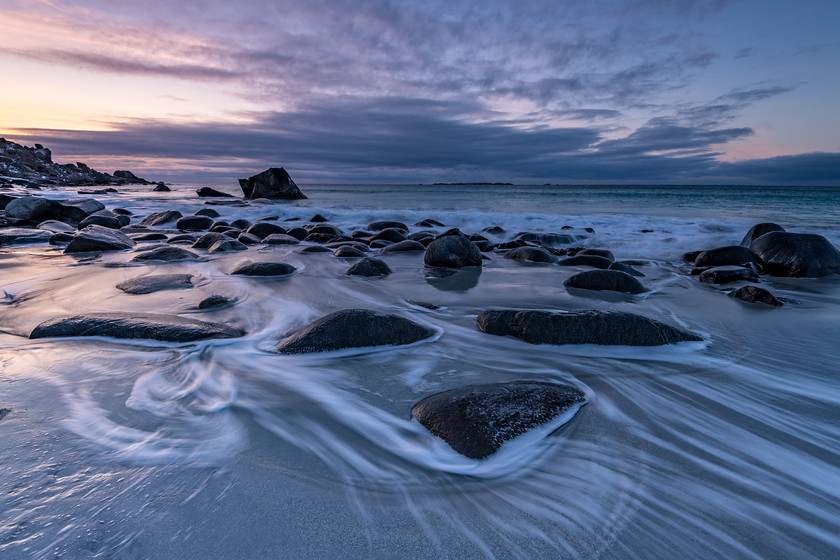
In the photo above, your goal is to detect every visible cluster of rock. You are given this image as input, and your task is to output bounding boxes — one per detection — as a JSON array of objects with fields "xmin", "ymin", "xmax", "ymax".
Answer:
[{"xmin": 0, "ymin": 138, "xmax": 153, "ymax": 187}]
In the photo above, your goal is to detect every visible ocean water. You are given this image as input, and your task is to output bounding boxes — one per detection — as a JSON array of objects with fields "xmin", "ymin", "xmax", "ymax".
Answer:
[{"xmin": 0, "ymin": 182, "xmax": 839, "ymax": 558}]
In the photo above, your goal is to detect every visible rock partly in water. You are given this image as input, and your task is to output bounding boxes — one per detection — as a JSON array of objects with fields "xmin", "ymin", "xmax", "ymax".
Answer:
[
  {"xmin": 30, "ymin": 313, "xmax": 244, "ymax": 341},
  {"xmin": 504, "ymin": 246, "xmax": 558, "ymax": 264},
  {"xmin": 694, "ymin": 246, "xmax": 757, "ymax": 268},
  {"xmin": 609, "ymin": 261, "xmax": 645, "ymax": 277},
  {"xmin": 729, "ymin": 285, "xmax": 783, "ymax": 306},
  {"xmin": 368, "ymin": 220, "xmax": 408, "ymax": 232},
  {"xmin": 139, "ymin": 209, "xmax": 182, "ymax": 226},
  {"xmin": 198, "ymin": 295, "xmax": 234, "ymax": 309},
  {"xmin": 196, "ymin": 186, "xmax": 233, "ymax": 197},
  {"xmin": 116, "ymin": 274, "xmax": 194, "ymax": 294},
  {"xmin": 514, "ymin": 232, "xmax": 577, "ymax": 246},
  {"xmin": 238, "ymin": 168, "xmax": 307, "ymax": 200},
  {"xmin": 276, "ymin": 309, "xmax": 434, "ymax": 354},
  {"xmin": 424, "ymin": 229, "xmax": 482, "ymax": 268},
  {"xmin": 749, "ymin": 232, "xmax": 840, "ymax": 277},
  {"xmin": 5, "ymin": 197, "xmax": 104, "ymax": 226},
  {"xmin": 556, "ymin": 255, "xmax": 613, "ymax": 269},
  {"xmin": 345, "ymin": 257, "xmax": 392, "ymax": 277},
  {"xmin": 132, "ymin": 246, "xmax": 199, "ymax": 262},
  {"xmin": 477, "ymin": 309, "xmax": 702, "ymax": 346},
  {"xmin": 412, "ymin": 381, "xmax": 587, "ymax": 459},
  {"xmin": 379, "ymin": 240, "xmax": 426, "ymax": 254},
  {"xmin": 176, "ymin": 216, "xmax": 214, "ymax": 231},
  {"xmin": 65, "ymin": 225, "xmax": 136, "ymax": 253},
  {"xmin": 741, "ymin": 223, "xmax": 785, "ymax": 247},
  {"xmin": 230, "ymin": 261, "xmax": 296, "ymax": 276},
  {"xmin": 208, "ymin": 239, "xmax": 248, "ymax": 253},
  {"xmin": 699, "ymin": 266, "xmax": 760, "ymax": 284},
  {"xmin": 0, "ymin": 228, "xmax": 53, "ymax": 245},
  {"xmin": 261, "ymin": 233, "xmax": 300, "ymax": 245},
  {"xmin": 334, "ymin": 245, "xmax": 366, "ymax": 258},
  {"xmin": 563, "ymin": 270, "xmax": 647, "ymax": 294}
]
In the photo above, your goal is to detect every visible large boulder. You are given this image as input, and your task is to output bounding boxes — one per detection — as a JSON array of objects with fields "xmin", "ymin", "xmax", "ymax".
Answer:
[
  {"xmin": 563, "ymin": 269, "xmax": 647, "ymax": 294},
  {"xmin": 30, "ymin": 313, "xmax": 244, "ymax": 341},
  {"xmin": 276, "ymin": 309, "xmax": 434, "ymax": 354},
  {"xmin": 116, "ymin": 274, "xmax": 194, "ymax": 294},
  {"xmin": 424, "ymin": 229, "xmax": 482, "ymax": 268},
  {"xmin": 412, "ymin": 381, "xmax": 587, "ymax": 459},
  {"xmin": 749, "ymin": 232, "xmax": 840, "ymax": 277},
  {"xmin": 176, "ymin": 216, "xmax": 214, "ymax": 231},
  {"xmin": 64, "ymin": 225, "xmax": 135, "ymax": 252},
  {"xmin": 477, "ymin": 309, "xmax": 702, "ymax": 346},
  {"xmin": 238, "ymin": 168, "xmax": 306, "ymax": 200},
  {"xmin": 694, "ymin": 246, "xmax": 756, "ymax": 267},
  {"xmin": 4, "ymin": 197, "xmax": 103, "ymax": 225},
  {"xmin": 740, "ymin": 223, "xmax": 785, "ymax": 247},
  {"xmin": 0, "ymin": 228, "xmax": 52, "ymax": 245}
]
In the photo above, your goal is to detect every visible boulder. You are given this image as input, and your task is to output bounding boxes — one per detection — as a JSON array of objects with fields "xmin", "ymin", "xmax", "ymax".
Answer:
[
  {"xmin": 749, "ymin": 232, "xmax": 840, "ymax": 277},
  {"xmin": 563, "ymin": 270, "xmax": 647, "ymax": 294},
  {"xmin": 208, "ymin": 239, "xmax": 248, "ymax": 253},
  {"xmin": 608, "ymin": 261, "xmax": 644, "ymax": 277},
  {"xmin": 424, "ymin": 229, "xmax": 482, "ymax": 268},
  {"xmin": 176, "ymin": 216, "xmax": 214, "ymax": 231},
  {"xmin": 503, "ymin": 246, "xmax": 558, "ymax": 263},
  {"xmin": 334, "ymin": 245, "xmax": 366, "ymax": 258},
  {"xmin": 30, "ymin": 312, "xmax": 244, "ymax": 342},
  {"xmin": 345, "ymin": 257, "xmax": 392, "ymax": 277},
  {"xmin": 198, "ymin": 295, "xmax": 234, "ymax": 309},
  {"xmin": 79, "ymin": 213, "xmax": 121, "ymax": 229},
  {"xmin": 412, "ymin": 381, "xmax": 587, "ymax": 459},
  {"xmin": 131, "ymin": 232, "xmax": 169, "ymax": 242},
  {"xmin": 238, "ymin": 168, "xmax": 306, "ymax": 200},
  {"xmin": 370, "ymin": 228, "xmax": 407, "ymax": 243},
  {"xmin": 694, "ymin": 246, "xmax": 756, "ymax": 267},
  {"xmin": 153, "ymin": 183, "xmax": 171, "ymax": 192},
  {"xmin": 4, "ymin": 197, "xmax": 104, "ymax": 225},
  {"xmin": 261, "ymin": 233, "xmax": 300, "ymax": 245},
  {"xmin": 229, "ymin": 261, "xmax": 296, "ymax": 276},
  {"xmin": 196, "ymin": 186, "xmax": 233, "ymax": 197},
  {"xmin": 699, "ymin": 266, "xmax": 759, "ymax": 284},
  {"xmin": 0, "ymin": 228, "xmax": 52, "ymax": 245},
  {"xmin": 477, "ymin": 309, "xmax": 702, "ymax": 346},
  {"xmin": 65, "ymin": 225, "xmax": 135, "ymax": 253},
  {"xmin": 276, "ymin": 309, "xmax": 434, "ymax": 354},
  {"xmin": 116, "ymin": 274, "xmax": 194, "ymax": 294},
  {"xmin": 576, "ymin": 248, "xmax": 615, "ymax": 261},
  {"xmin": 740, "ymin": 223, "xmax": 785, "ymax": 247},
  {"xmin": 556, "ymin": 255, "xmax": 613, "ymax": 269},
  {"xmin": 379, "ymin": 240, "xmax": 426, "ymax": 254},
  {"xmin": 514, "ymin": 232, "xmax": 576, "ymax": 246},
  {"xmin": 415, "ymin": 219, "xmax": 445, "ymax": 228},
  {"xmin": 729, "ymin": 285, "xmax": 783, "ymax": 306},
  {"xmin": 140, "ymin": 210, "xmax": 182, "ymax": 226},
  {"xmin": 195, "ymin": 208, "xmax": 221, "ymax": 218},
  {"xmin": 245, "ymin": 222, "xmax": 286, "ymax": 239},
  {"xmin": 131, "ymin": 246, "xmax": 199, "ymax": 262},
  {"xmin": 368, "ymin": 220, "xmax": 408, "ymax": 232},
  {"xmin": 192, "ymin": 232, "xmax": 228, "ymax": 249},
  {"xmin": 36, "ymin": 220, "xmax": 75, "ymax": 233}
]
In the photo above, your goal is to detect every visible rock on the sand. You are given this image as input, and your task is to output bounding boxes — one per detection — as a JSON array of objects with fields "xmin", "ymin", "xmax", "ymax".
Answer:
[
  {"xmin": 238, "ymin": 167, "xmax": 307, "ymax": 200},
  {"xmin": 230, "ymin": 261, "xmax": 296, "ymax": 276},
  {"xmin": 424, "ymin": 229, "xmax": 482, "ymax": 268},
  {"xmin": 729, "ymin": 285, "xmax": 783, "ymax": 306},
  {"xmin": 30, "ymin": 312, "xmax": 245, "ymax": 342},
  {"xmin": 477, "ymin": 309, "xmax": 702, "ymax": 346},
  {"xmin": 345, "ymin": 257, "xmax": 392, "ymax": 277},
  {"xmin": 413, "ymin": 381, "xmax": 587, "ymax": 459},
  {"xmin": 749, "ymin": 232, "xmax": 840, "ymax": 277},
  {"xmin": 65, "ymin": 225, "xmax": 135, "ymax": 253},
  {"xmin": 131, "ymin": 246, "xmax": 199, "ymax": 262},
  {"xmin": 504, "ymin": 246, "xmax": 558, "ymax": 263},
  {"xmin": 116, "ymin": 274, "xmax": 194, "ymax": 294},
  {"xmin": 563, "ymin": 269, "xmax": 647, "ymax": 294},
  {"xmin": 276, "ymin": 309, "xmax": 434, "ymax": 354}
]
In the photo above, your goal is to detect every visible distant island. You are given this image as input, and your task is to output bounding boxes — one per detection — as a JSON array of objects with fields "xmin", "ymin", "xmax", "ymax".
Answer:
[{"xmin": 432, "ymin": 182, "xmax": 514, "ymax": 186}]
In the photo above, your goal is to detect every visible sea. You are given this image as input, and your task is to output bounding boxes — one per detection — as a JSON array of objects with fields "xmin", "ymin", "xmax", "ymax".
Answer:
[{"xmin": 0, "ymin": 182, "xmax": 838, "ymax": 559}]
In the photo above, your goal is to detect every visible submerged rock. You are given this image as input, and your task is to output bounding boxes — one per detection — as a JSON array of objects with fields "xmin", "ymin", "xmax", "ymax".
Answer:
[
  {"xmin": 276, "ymin": 309, "xmax": 434, "ymax": 354},
  {"xmin": 477, "ymin": 309, "xmax": 702, "ymax": 346},
  {"xmin": 413, "ymin": 381, "xmax": 587, "ymax": 459},
  {"xmin": 230, "ymin": 261, "xmax": 296, "ymax": 276},
  {"xmin": 424, "ymin": 229, "xmax": 482, "ymax": 268},
  {"xmin": 563, "ymin": 269, "xmax": 647, "ymax": 294},
  {"xmin": 30, "ymin": 313, "xmax": 245, "ymax": 341},
  {"xmin": 345, "ymin": 257, "xmax": 392, "ymax": 277},
  {"xmin": 749, "ymin": 232, "xmax": 840, "ymax": 277},
  {"xmin": 65, "ymin": 225, "xmax": 135, "ymax": 253},
  {"xmin": 116, "ymin": 274, "xmax": 194, "ymax": 294},
  {"xmin": 729, "ymin": 285, "xmax": 783, "ymax": 306},
  {"xmin": 238, "ymin": 167, "xmax": 306, "ymax": 200}
]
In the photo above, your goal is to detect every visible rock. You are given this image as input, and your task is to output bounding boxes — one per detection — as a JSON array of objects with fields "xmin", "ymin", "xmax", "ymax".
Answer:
[
  {"xmin": 116, "ymin": 274, "xmax": 194, "ymax": 294},
  {"xmin": 140, "ymin": 210, "xmax": 182, "ymax": 226},
  {"xmin": 741, "ymin": 223, "xmax": 785, "ymax": 247},
  {"xmin": 0, "ymin": 193, "xmax": 18, "ymax": 209},
  {"xmin": 237, "ymin": 233, "xmax": 261, "ymax": 245},
  {"xmin": 576, "ymin": 248, "xmax": 614, "ymax": 261},
  {"xmin": 368, "ymin": 220, "xmax": 408, "ymax": 232},
  {"xmin": 208, "ymin": 239, "xmax": 248, "ymax": 253},
  {"xmin": 345, "ymin": 257, "xmax": 392, "ymax": 277},
  {"xmin": 65, "ymin": 225, "xmax": 136, "ymax": 252},
  {"xmin": 608, "ymin": 261, "xmax": 645, "ymax": 277},
  {"xmin": 230, "ymin": 261, "xmax": 296, "ymax": 276},
  {"xmin": 749, "ymin": 232, "xmax": 840, "ymax": 277},
  {"xmin": 153, "ymin": 183, "xmax": 171, "ymax": 192},
  {"xmin": 167, "ymin": 234, "xmax": 199, "ymax": 244},
  {"xmin": 370, "ymin": 228, "xmax": 407, "ymax": 243},
  {"xmin": 564, "ymin": 270, "xmax": 647, "ymax": 294},
  {"xmin": 308, "ymin": 224, "xmax": 343, "ymax": 237},
  {"xmin": 482, "ymin": 226, "xmax": 505, "ymax": 236},
  {"xmin": 514, "ymin": 232, "xmax": 577, "ymax": 246},
  {"xmin": 198, "ymin": 295, "xmax": 234, "ymax": 309},
  {"xmin": 682, "ymin": 250, "xmax": 703, "ymax": 262},
  {"xmin": 286, "ymin": 227, "xmax": 309, "ymax": 241},
  {"xmin": 131, "ymin": 246, "xmax": 199, "ymax": 262},
  {"xmin": 415, "ymin": 219, "xmax": 445, "ymax": 228},
  {"xmin": 195, "ymin": 208, "xmax": 221, "ymax": 218},
  {"xmin": 300, "ymin": 245, "xmax": 332, "ymax": 254},
  {"xmin": 503, "ymin": 246, "xmax": 558, "ymax": 263},
  {"xmin": 192, "ymin": 232, "xmax": 228, "ymax": 249},
  {"xmin": 261, "ymin": 233, "xmax": 300, "ymax": 245},
  {"xmin": 379, "ymin": 240, "xmax": 426, "ymax": 254},
  {"xmin": 131, "ymin": 232, "xmax": 169, "ymax": 242},
  {"xmin": 424, "ymin": 230, "xmax": 482, "ymax": 268},
  {"xmin": 113, "ymin": 170, "xmax": 150, "ymax": 184},
  {"xmin": 246, "ymin": 222, "xmax": 286, "ymax": 239},
  {"xmin": 30, "ymin": 312, "xmax": 244, "ymax": 342},
  {"xmin": 309, "ymin": 214, "xmax": 329, "ymax": 222},
  {"xmin": 4, "ymin": 197, "xmax": 104, "ymax": 225},
  {"xmin": 0, "ymin": 228, "xmax": 52, "ymax": 245},
  {"xmin": 334, "ymin": 245, "xmax": 366, "ymax": 258},
  {"xmin": 694, "ymin": 246, "xmax": 757, "ymax": 267},
  {"xmin": 0, "ymin": 408, "xmax": 9, "ymax": 423},
  {"xmin": 50, "ymin": 233, "xmax": 75, "ymax": 244},
  {"xmin": 412, "ymin": 381, "xmax": 587, "ymax": 459},
  {"xmin": 36, "ymin": 220, "xmax": 75, "ymax": 233},
  {"xmin": 477, "ymin": 309, "xmax": 702, "ymax": 346},
  {"xmin": 699, "ymin": 266, "xmax": 760, "ymax": 284},
  {"xmin": 79, "ymin": 214, "xmax": 121, "ymax": 229},
  {"xmin": 196, "ymin": 186, "xmax": 233, "ymax": 197},
  {"xmin": 238, "ymin": 168, "xmax": 306, "ymax": 200},
  {"xmin": 556, "ymin": 255, "xmax": 613, "ymax": 269},
  {"xmin": 231, "ymin": 219, "xmax": 252, "ymax": 230},
  {"xmin": 176, "ymin": 216, "xmax": 214, "ymax": 231},
  {"xmin": 276, "ymin": 309, "xmax": 433, "ymax": 354},
  {"xmin": 730, "ymin": 285, "xmax": 783, "ymax": 306}
]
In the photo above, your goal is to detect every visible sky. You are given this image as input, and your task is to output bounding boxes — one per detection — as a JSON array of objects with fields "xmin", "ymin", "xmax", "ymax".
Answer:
[{"xmin": 1, "ymin": 0, "xmax": 838, "ymax": 184}]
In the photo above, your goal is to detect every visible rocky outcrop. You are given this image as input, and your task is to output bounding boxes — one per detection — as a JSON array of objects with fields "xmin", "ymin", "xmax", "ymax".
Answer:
[
  {"xmin": 30, "ymin": 312, "xmax": 244, "ymax": 341},
  {"xmin": 276, "ymin": 309, "xmax": 434, "ymax": 354},
  {"xmin": 412, "ymin": 381, "xmax": 587, "ymax": 459},
  {"xmin": 477, "ymin": 309, "xmax": 702, "ymax": 346},
  {"xmin": 238, "ymin": 168, "xmax": 307, "ymax": 200},
  {"xmin": 749, "ymin": 232, "xmax": 840, "ymax": 277}
]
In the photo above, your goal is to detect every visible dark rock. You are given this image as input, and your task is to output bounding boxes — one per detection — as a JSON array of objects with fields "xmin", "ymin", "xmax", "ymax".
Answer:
[
  {"xmin": 477, "ymin": 309, "xmax": 702, "ymax": 346},
  {"xmin": 196, "ymin": 186, "xmax": 234, "ymax": 197},
  {"xmin": 334, "ymin": 245, "xmax": 366, "ymax": 258},
  {"xmin": 699, "ymin": 266, "xmax": 760, "ymax": 284},
  {"xmin": 245, "ymin": 222, "xmax": 286, "ymax": 239},
  {"xmin": 153, "ymin": 183, "xmax": 171, "ymax": 192},
  {"xmin": 65, "ymin": 225, "xmax": 135, "ymax": 253},
  {"xmin": 368, "ymin": 220, "xmax": 408, "ymax": 232},
  {"xmin": 0, "ymin": 193, "xmax": 18, "ymax": 209},
  {"xmin": 276, "ymin": 309, "xmax": 433, "ymax": 354},
  {"xmin": 208, "ymin": 239, "xmax": 248, "ymax": 253},
  {"xmin": 300, "ymin": 245, "xmax": 332, "ymax": 254},
  {"xmin": 577, "ymin": 248, "xmax": 614, "ymax": 261},
  {"xmin": 749, "ymin": 232, "xmax": 840, "ymax": 277},
  {"xmin": 261, "ymin": 233, "xmax": 300, "ymax": 245},
  {"xmin": 695, "ymin": 246, "xmax": 757, "ymax": 267},
  {"xmin": 608, "ymin": 261, "xmax": 645, "ymax": 277},
  {"xmin": 412, "ymin": 381, "xmax": 587, "ymax": 459},
  {"xmin": 112, "ymin": 208, "xmax": 133, "ymax": 216},
  {"xmin": 379, "ymin": 240, "xmax": 426, "ymax": 254},
  {"xmin": 237, "ymin": 233, "xmax": 261, "ymax": 245},
  {"xmin": 370, "ymin": 228, "xmax": 407, "ymax": 243},
  {"xmin": 30, "ymin": 312, "xmax": 244, "ymax": 342},
  {"xmin": 741, "ymin": 223, "xmax": 785, "ymax": 247},
  {"xmin": 140, "ymin": 210, "xmax": 182, "ymax": 226},
  {"xmin": 79, "ymin": 214, "xmax": 121, "ymax": 229},
  {"xmin": 5, "ymin": 197, "xmax": 104, "ymax": 225},
  {"xmin": 309, "ymin": 214, "xmax": 329, "ymax": 222},
  {"xmin": 230, "ymin": 261, "xmax": 296, "ymax": 276},
  {"xmin": 195, "ymin": 208, "xmax": 221, "ymax": 218},
  {"xmin": 0, "ymin": 408, "xmax": 9, "ymax": 423},
  {"xmin": 131, "ymin": 246, "xmax": 199, "ymax": 262},
  {"xmin": 556, "ymin": 255, "xmax": 613, "ymax": 269},
  {"xmin": 286, "ymin": 227, "xmax": 309, "ymax": 241},
  {"xmin": 0, "ymin": 228, "xmax": 52, "ymax": 245},
  {"xmin": 238, "ymin": 168, "xmax": 306, "ymax": 200},
  {"xmin": 308, "ymin": 224, "xmax": 342, "ymax": 237},
  {"xmin": 730, "ymin": 285, "xmax": 783, "ymax": 306},
  {"xmin": 50, "ymin": 232, "xmax": 75, "ymax": 244},
  {"xmin": 415, "ymin": 219, "xmax": 445, "ymax": 228},
  {"xmin": 482, "ymin": 226, "xmax": 505, "ymax": 236},
  {"xmin": 176, "ymin": 216, "xmax": 214, "ymax": 231},
  {"xmin": 116, "ymin": 274, "xmax": 194, "ymax": 294},
  {"xmin": 304, "ymin": 233, "xmax": 338, "ymax": 243},
  {"xmin": 682, "ymin": 250, "xmax": 703, "ymax": 262},
  {"xmin": 504, "ymin": 246, "xmax": 558, "ymax": 263},
  {"xmin": 345, "ymin": 257, "xmax": 392, "ymax": 277},
  {"xmin": 424, "ymin": 230, "xmax": 482, "ymax": 268},
  {"xmin": 424, "ymin": 266, "xmax": 481, "ymax": 292},
  {"xmin": 564, "ymin": 269, "xmax": 647, "ymax": 294},
  {"xmin": 514, "ymin": 232, "xmax": 576, "ymax": 246},
  {"xmin": 369, "ymin": 240, "xmax": 391, "ymax": 249},
  {"xmin": 231, "ymin": 219, "xmax": 252, "ymax": 230},
  {"xmin": 167, "ymin": 234, "xmax": 199, "ymax": 244},
  {"xmin": 113, "ymin": 170, "xmax": 150, "ymax": 184},
  {"xmin": 198, "ymin": 295, "xmax": 234, "ymax": 309},
  {"xmin": 192, "ymin": 232, "xmax": 228, "ymax": 249},
  {"xmin": 131, "ymin": 232, "xmax": 169, "ymax": 242}
]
